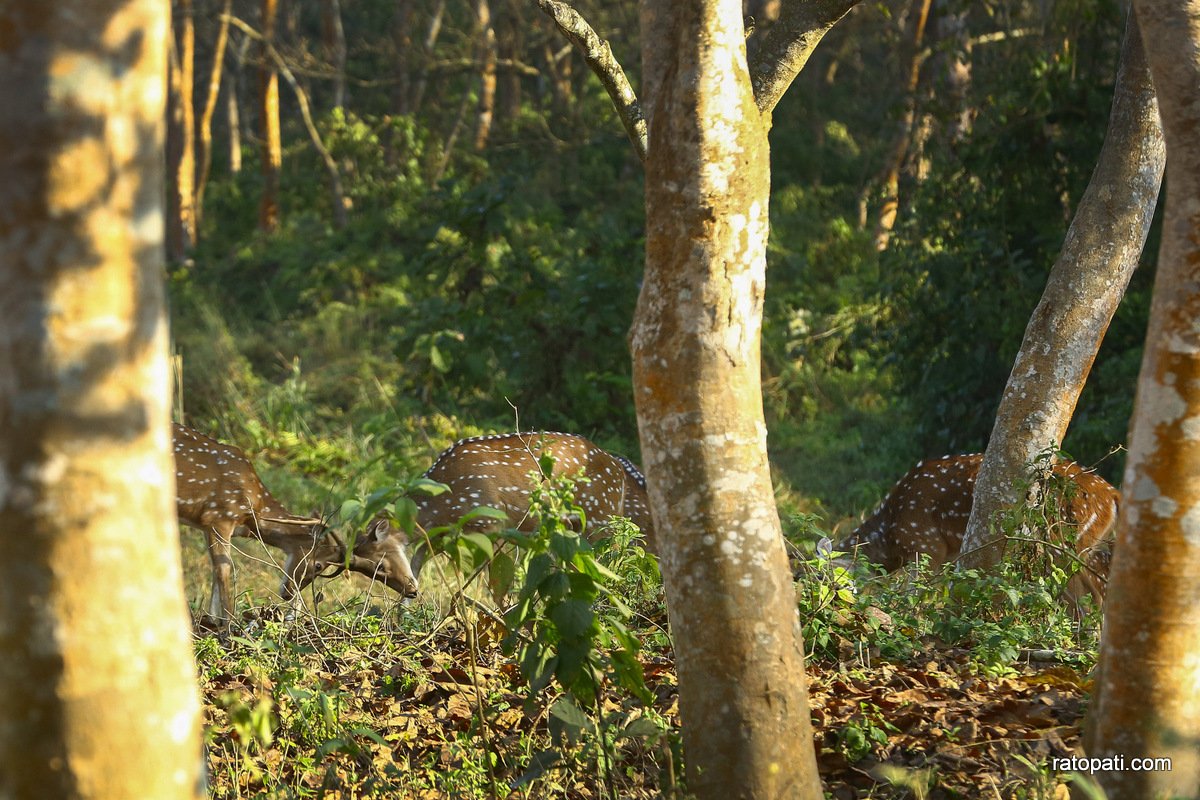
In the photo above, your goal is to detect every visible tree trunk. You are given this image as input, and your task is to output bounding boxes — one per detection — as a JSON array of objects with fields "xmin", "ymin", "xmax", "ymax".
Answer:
[
  {"xmin": 227, "ymin": 32, "xmax": 247, "ymax": 174},
  {"xmin": 258, "ymin": 0, "xmax": 282, "ymax": 232},
  {"xmin": 410, "ymin": 0, "xmax": 446, "ymax": 115},
  {"xmin": 195, "ymin": 0, "xmax": 232, "ymax": 231},
  {"xmin": 866, "ymin": 0, "xmax": 930, "ymax": 250},
  {"xmin": 322, "ymin": 0, "xmax": 347, "ymax": 110},
  {"xmin": 391, "ymin": 0, "xmax": 413, "ymax": 115},
  {"xmin": 632, "ymin": 1, "xmax": 822, "ymax": 797},
  {"xmin": 1085, "ymin": 2, "xmax": 1200, "ymax": 796},
  {"xmin": 959, "ymin": 10, "xmax": 1163, "ymax": 570},
  {"xmin": 167, "ymin": 0, "xmax": 197, "ymax": 260},
  {"xmin": 0, "ymin": 2, "xmax": 204, "ymax": 799},
  {"xmin": 496, "ymin": 1, "xmax": 524, "ymax": 126},
  {"xmin": 473, "ymin": 0, "xmax": 498, "ymax": 150}
]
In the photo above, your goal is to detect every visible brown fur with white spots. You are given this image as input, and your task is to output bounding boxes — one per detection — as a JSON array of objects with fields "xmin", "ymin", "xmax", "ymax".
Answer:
[
  {"xmin": 371, "ymin": 432, "xmax": 656, "ymax": 578},
  {"xmin": 174, "ymin": 423, "xmax": 418, "ymax": 624},
  {"xmin": 841, "ymin": 454, "xmax": 1117, "ymax": 608}
]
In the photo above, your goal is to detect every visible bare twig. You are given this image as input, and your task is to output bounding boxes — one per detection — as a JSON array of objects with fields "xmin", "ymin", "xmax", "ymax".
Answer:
[
  {"xmin": 534, "ymin": 0, "xmax": 646, "ymax": 162},
  {"xmin": 225, "ymin": 14, "xmax": 349, "ymax": 229}
]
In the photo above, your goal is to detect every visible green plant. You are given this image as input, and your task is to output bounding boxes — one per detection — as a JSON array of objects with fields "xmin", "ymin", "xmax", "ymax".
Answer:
[{"xmin": 836, "ymin": 701, "xmax": 898, "ymax": 762}]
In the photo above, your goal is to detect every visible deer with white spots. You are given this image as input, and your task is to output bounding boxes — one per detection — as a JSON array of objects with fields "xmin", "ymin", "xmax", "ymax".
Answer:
[
  {"xmin": 361, "ymin": 431, "xmax": 656, "ymax": 578},
  {"xmin": 173, "ymin": 423, "xmax": 419, "ymax": 624},
  {"xmin": 839, "ymin": 454, "xmax": 1118, "ymax": 608}
]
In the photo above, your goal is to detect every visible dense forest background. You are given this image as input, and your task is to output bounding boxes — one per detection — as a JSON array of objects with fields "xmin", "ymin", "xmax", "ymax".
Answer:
[{"xmin": 172, "ymin": 0, "xmax": 1149, "ymax": 534}]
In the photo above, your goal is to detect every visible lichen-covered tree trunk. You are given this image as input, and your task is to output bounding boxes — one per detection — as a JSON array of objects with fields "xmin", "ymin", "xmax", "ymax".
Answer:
[
  {"xmin": 631, "ymin": 1, "xmax": 822, "ymax": 796},
  {"xmin": 0, "ymin": 2, "xmax": 204, "ymax": 798},
  {"xmin": 1085, "ymin": 2, "xmax": 1200, "ymax": 796},
  {"xmin": 258, "ymin": 0, "xmax": 282, "ymax": 232},
  {"xmin": 958, "ymin": 10, "xmax": 1163, "ymax": 570}
]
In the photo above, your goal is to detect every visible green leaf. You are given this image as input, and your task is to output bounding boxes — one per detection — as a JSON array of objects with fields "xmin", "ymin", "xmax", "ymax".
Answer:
[
  {"xmin": 337, "ymin": 497, "xmax": 363, "ymax": 522},
  {"xmin": 408, "ymin": 478, "xmax": 449, "ymax": 497},
  {"xmin": 548, "ymin": 695, "xmax": 590, "ymax": 737},
  {"xmin": 462, "ymin": 532, "xmax": 495, "ymax": 560},
  {"xmin": 550, "ymin": 599, "xmax": 595, "ymax": 639},
  {"xmin": 490, "ymin": 549, "xmax": 517, "ymax": 598},
  {"xmin": 459, "ymin": 506, "xmax": 509, "ymax": 527},
  {"xmin": 621, "ymin": 717, "xmax": 662, "ymax": 740},
  {"xmin": 392, "ymin": 497, "xmax": 418, "ymax": 535}
]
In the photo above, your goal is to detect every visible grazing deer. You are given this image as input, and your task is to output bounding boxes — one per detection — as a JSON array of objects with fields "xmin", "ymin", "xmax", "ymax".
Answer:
[
  {"xmin": 366, "ymin": 431, "xmax": 656, "ymax": 578},
  {"xmin": 173, "ymin": 423, "xmax": 418, "ymax": 623},
  {"xmin": 839, "ymin": 454, "xmax": 1117, "ymax": 607}
]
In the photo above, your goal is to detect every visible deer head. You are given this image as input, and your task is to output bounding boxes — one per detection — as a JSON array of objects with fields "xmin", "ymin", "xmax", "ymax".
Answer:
[{"xmin": 173, "ymin": 423, "xmax": 418, "ymax": 623}]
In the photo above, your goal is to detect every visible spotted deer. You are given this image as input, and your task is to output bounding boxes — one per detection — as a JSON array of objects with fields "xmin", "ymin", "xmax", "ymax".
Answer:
[
  {"xmin": 173, "ymin": 423, "xmax": 419, "ymax": 623},
  {"xmin": 363, "ymin": 431, "xmax": 656, "ymax": 578},
  {"xmin": 840, "ymin": 454, "xmax": 1118, "ymax": 607}
]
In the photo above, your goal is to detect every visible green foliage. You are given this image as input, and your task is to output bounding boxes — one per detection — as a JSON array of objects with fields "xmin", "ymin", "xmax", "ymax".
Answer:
[{"xmin": 836, "ymin": 702, "xmax": 899, "ymax": 762}]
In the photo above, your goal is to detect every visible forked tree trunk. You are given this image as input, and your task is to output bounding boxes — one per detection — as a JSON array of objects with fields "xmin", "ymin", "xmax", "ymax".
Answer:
[
  {"xmin": 258, "ymin": 0, "xmax": 282, "ymax": 232},
  {"xmin": 632, "ymin": 1, "xmax": 822, "ymax": 796},
  {"xmin": 959, "ymin": 11, "xmax": 1163, "ymax": 570},
  {"xmin": 167, "ymin": 0, "xmax": 197, "ymax": 259},
  {"xmin": 0, "ymin": 2, "xmax": 203, "ymax": 798},
  {"xmin": 1085, "ymin": 2, "xmax": 1200, "ymax": 796}
]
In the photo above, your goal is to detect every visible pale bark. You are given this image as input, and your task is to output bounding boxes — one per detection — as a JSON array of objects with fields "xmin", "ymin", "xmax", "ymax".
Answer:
[
  {"xmin": 959, "ymin": 11, "xmax": 1163, "ymax": 570},
  {"xmin": 1085, "ymin": 2, "xmax": 1200, "ymax": 796},
  {"xmin": 167, "ymin": 0, "xmax": 197, "ymax": 259},
  {"xmin": 0, "ymin": 2, "xmax": 204, "ymax": 798},
  {"xmin": 535, "ymin": 0, "xmax": 647, "ymax": 161},
  {"xmin": 258, "ymin": 0, "xmax": 281, "ymax": 232},
  {"xmin": 633, "ymin": 1, "xmax": 822, "ymax": 796},
  {"xmin": 226, "ymin": 32, "xmax": 248, "ymax": 174},
  {"xmin": 196, "ymin": 0, "xmax": 233, "ymax": 230},
  {"xmin": 473, "ymin": 0, "xmax": 498, "ymax": 150}
]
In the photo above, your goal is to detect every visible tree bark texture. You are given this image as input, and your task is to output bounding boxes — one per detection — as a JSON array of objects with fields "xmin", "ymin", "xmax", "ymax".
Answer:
[
  {"xmin": 226, "ymin": 33, "xmax": 246, "ymax": 174},
  {"xmin": 258, "ymin": 0, "xmax": 282, "ymax": 232},
  {"xmin": 632, "ymin": 1, "xmax": 822, "ymax": 797},
  {"xmin": 1085, "ymin": 2, "xmax": 1200, "ymax": 796},
  {"xmin": 0, "ymin": 2, "xmax": 204, "ymax": 798},
  {"xmin": 959, "ymin": 11, "xmax": 1163, "ymax": 570},
  {"xmin": 473, "ymin": 0, "xmax": 497, "ymax": 150},
  {"xmin": 167, "ymin": 0, "xmax": 197, "ymax": 259},
  {"xmin": 196, "ymin": 0, "xmax": 233, "ymax": 231},
  {"xmin": 322, "ymin": 0, "xmax": 347, "ymax": 110}
]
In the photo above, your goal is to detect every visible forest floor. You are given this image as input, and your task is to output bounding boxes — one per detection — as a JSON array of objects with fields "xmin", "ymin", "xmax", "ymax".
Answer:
[{"xmin": 198, "ymin": 600, "xmax": 1092, "ymax": 800}]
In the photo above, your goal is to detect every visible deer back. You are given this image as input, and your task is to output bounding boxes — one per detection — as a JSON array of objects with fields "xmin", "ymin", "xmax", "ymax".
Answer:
[
  {"xmin": 402, "ymin": 431, "xmax": 654, "ymax": 576},
  {"xmin": 173, "ymin": 422, "xmax": 319, "ymax": 536},
  {"xmin": 843, "ymin": 454, "xmax": 1118, "ymax": 598}
]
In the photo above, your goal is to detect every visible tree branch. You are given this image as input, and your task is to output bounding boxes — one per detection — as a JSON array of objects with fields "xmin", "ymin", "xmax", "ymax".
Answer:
[
  {"xmin": 749, "ymin": 0, "xmax": 862, "ymax": 117},
  {"xmin": 226, "ymin": 14, "xmax": 349, "ymax": 229},
  {"xmin": 534, "ymin": 0, "xmax": 646, "ymax": 162}
]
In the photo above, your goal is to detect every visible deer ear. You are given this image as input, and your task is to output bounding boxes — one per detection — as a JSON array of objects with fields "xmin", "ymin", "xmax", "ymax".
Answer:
[
  {"xmin": 815, "ymin": 537, "xmax": 834, "ymax": 560},
  {"xmin": 369, "ymin": 517, "xmax": 391, "ymax": 541}
]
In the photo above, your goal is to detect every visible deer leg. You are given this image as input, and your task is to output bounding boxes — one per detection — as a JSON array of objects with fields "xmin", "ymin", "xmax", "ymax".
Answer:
[{"xmin": 205, "ymin": 522, "xmax": 236, "ymax": 624}]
